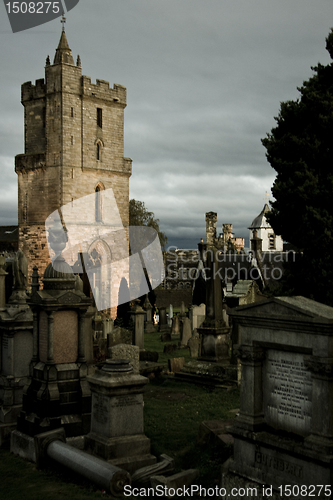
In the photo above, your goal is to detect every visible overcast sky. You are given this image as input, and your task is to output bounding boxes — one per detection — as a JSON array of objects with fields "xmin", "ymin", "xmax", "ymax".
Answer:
[{"xmin": 1, "ymin": 0, "xmax": 332, "ymax": 249}]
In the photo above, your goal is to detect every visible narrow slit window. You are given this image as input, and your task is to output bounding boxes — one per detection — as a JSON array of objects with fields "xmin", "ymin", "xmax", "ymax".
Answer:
[
  {"xmin": 97, "ymin": 108, "xmax": 102, "ymax": 128},
  {"xmin": 71, "ymin": 107, "xmax": 74, "ymax": 117},
  {"xmin": 96, "ymin": 143, "xmax": 100, "ymax": 160},
  {"xmin": 95, "ymin": 186, "xmax": 102, "ymax": 222}
]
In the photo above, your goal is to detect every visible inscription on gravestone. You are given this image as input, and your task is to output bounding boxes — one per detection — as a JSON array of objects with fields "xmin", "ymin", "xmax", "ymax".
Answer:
[
  {"xmin": 263, "ymin": 349, "xmax": 312, "ymax": 435},
  {"xmin": 111, "ymin": 395, "xmax": 139, "ymax": 408},
  {"xmin": 93, "ymin": 394, "xmax": 108, "ymax": 424}
]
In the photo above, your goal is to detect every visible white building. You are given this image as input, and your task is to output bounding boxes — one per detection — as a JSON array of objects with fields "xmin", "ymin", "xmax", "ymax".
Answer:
[{"xmin": 249, "ymin": 203, "xmax": 283, "ymax": 252}]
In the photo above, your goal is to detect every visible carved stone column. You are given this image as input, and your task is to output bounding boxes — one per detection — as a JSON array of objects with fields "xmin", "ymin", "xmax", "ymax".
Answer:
[
  {"xmin": 47, "ymin": 311, "xmax": 55, "ymax": 364},
  {"xmin": 234, "ymin": 344, "xmax": 265, "ymax": 431},
  {"xmin": 304, "ymin": 356, "xmax": 333, "ymax": 453}
]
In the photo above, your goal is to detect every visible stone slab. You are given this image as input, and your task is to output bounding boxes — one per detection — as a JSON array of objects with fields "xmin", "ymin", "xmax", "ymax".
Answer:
[
  {"xmin": 85, "ymin": 432, "xmax": 151, "ymax": 460},
  {"xmin": 263, "ymin": 349, "xmax": 312, "ymax": 435},
  {"xmin": 197, "ymin": 419, "xmax": 234, "ymax": 445},
  {"xmin": 168, "ymin": 357, "xmax": 185, "ymax": 373},
  {"xmin": 109, "ymin": 453, "xmax": 157, "ymax": 475},
  {"xmin": 10, "ymin": 430, "xmax": 36, "ymax": 462}
]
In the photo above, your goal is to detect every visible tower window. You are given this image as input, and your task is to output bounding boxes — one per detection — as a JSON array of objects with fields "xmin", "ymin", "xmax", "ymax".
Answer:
[
  {"xmin": 71, "ymin": 107, "xmax": 74, "ymax": 117},
  {"xmin": 97, "ymin": 108, "xmax": 102, "ymax": 128},
  {"xmin": 269, "ymin": 234, "xmax": 276, "ymax": 250},
  {"xmin": 96, "ymin": 143, "xmax": 100, "ymax": 160}
]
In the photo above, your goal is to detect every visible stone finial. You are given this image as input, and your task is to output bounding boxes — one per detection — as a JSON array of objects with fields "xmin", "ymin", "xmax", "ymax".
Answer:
[
  {"xmin": 76, "ymin": 55, "xmax": 81, "ymax": 67},
  {"xmin": 31, "ymin": 266, "xmax": 40, "ymax": 294},
  {"xmin": 46, "ymin": 55, "xmax": 50, "ymax": 66}
]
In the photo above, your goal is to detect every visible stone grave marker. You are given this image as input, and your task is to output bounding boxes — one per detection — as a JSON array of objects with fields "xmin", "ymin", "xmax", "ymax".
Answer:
[
  {"xmin": 85, "ymin": 358, "xmax": 156, "ymax": 473},
  {"xmin": 180, "ymin": 317, "xmax": 192, "ymax": 346},
  {"xmin": 222, "ymin": 296, "xmax": 333, "ymax": 498},
  {"xmin": 171, "ymin": 315, "xmax": 180, "ymax": 336}
]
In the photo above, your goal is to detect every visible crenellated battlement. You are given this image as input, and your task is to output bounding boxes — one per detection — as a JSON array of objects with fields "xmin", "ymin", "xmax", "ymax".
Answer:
[
  {"xmin": 81, "ymin": 75, "xmax": 126, "ymax": 105},
  {"xmin": 21, "ymin": 79, "xmax": 46, "ymax": 102}
]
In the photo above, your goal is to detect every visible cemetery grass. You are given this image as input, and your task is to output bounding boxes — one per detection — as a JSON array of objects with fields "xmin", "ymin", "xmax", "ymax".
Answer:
[
  {"xmin": 144, "ymin": 377, "xmax": 240, "ymax": 488},
  {"xmin": 143, "ymin": 329, "xmax": 193, "ymax": 364}
]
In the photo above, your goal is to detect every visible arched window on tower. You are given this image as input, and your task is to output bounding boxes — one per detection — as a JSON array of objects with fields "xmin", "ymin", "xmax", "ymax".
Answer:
[
  {"xmin": 96, "ymin": 143, "xmax": 100, "ymax": 160},
  {"xmin": 95, "ymin": 185, "xmax": 103, "ymax": 222}
]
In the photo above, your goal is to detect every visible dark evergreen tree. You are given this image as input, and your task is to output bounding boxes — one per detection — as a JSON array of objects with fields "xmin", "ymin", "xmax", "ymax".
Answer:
[
  {"xmin": 262, "ymin": 29, "xmax": 333, "ymax": 305},
  {"xmin": 129, "ymin": 199, "xmax": 167, "ymax": 250}
]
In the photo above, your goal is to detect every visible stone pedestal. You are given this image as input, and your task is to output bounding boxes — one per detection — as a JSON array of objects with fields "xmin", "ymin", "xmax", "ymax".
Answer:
[
  {"xmin": 11, "ymin": 257, "xmax": 92, "ymax": 460},
  {"xmin": 223, "ymin": 296, "xmax": 333, "ymax": 495},
  {"xmin": 197, "ymin": 243, "xmax": 230, "ymax": 364},
  {"xmin": 85, "ymin": 359, "xmax": 156, "ymax": 473},
  {"xmin": 198, "ymin": 326, "xmax": 230, "ymax": 363},
  {"xmin": 131, "ymin": 300, "xmax": 145, "ymax": 349},
  {"xmin": 143, "ymin": 295, "xmax": 155, "ymax": 333}
]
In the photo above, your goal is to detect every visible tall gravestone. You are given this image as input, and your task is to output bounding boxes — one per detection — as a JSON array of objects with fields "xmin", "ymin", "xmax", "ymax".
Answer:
[
  {"xmin": 222, "ymin": 296, "xmax": 333, "ymax": 498},
  {"xmin": 143, "ymin": 295, "xmax": 155, "ymax": 333},
  {"xmin": 85, "ymin": 358, "xmax": 156, "ymax": 473},
  {"xmin": 159, "ymin": 307, "xmax": 169, "ymax": 333},
  {"xmin": 11, "ymin": 256, "xmax": 91, "ymax": 461},
  {"xmin": 197, "ymin": 242, "xmax": 230, "ymax": 362}
]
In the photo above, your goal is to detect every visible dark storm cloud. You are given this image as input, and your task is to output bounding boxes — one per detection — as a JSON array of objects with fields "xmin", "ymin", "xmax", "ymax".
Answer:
[{"xmin": 0, "ymin": 0, "xmax": 332, "ymax": 247}]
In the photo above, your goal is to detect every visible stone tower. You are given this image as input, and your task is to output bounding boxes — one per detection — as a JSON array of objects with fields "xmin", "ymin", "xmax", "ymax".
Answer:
[{"xmin": 15, "ymin": 28, "xmax": 132, "ymax": 282}]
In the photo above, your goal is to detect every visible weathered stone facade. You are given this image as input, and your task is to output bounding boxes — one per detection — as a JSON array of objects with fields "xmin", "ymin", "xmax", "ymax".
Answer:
[
  {"xmin": 15, "ymin": 30, "xmax": 132, "ymax": 286},
  {"xmin": 205, "ymin": 212, "xmax": 244, "ymax": 253}
]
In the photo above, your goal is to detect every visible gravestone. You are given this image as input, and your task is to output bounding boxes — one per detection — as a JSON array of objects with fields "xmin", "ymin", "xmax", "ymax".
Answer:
[
  {"xmin": 180, "ymin": 317, "xmax": 192, "ymax": 347},
  {"xmin": 168, "ymin": 304, "xmax": 173, "ymax": 327},
  {"xmin": 189, "ymin": 303, "xmax": 206, "ymax": 331},
  {"xmin": 197, "ymin": 243, "xmax": 231, "ymax": 363},
  {"xmin": 171, "ymin": 315, "xmax": 180, "ymax": 336},
  {"xmin": 188, "ymin": 334, "xmax": 200, "ymax": 358},
  {"xmin": 143, "ymin": 295, "xmax": 155, "ymax": 333},
  {"xmin": 222, "ymin": 296, "xmax": 333, "ymax": 498},
  {"xmin": 158, "ymin": 307, "xmax": 169, "ymax": 333},
  {"xmin": 11, "ymin": 256, "xmax": 92, "ymax": 461},
  {"xmin": 85, "ymin": 358, "xmax": 156, "ymax": 473}
]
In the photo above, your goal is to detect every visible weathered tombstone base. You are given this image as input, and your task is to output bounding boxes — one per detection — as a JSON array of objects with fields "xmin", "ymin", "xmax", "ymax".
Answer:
[
  {"xmin": 176, "ymin": 360, "xmax": 237, "ymax": 385},
  {"xmin": 85, "ymin": 359, "xmax": 156, "ymax": 474},
  {"xmin": 197, "ymin": 326, "xmax": 231, "ymax": 363},
  {"xmin": 85, "ymin": 432, "xmax": 155, "ymax": 473},
  {"xmin": 225, "ymin": 296, "xmax": 333, "ymax": 498},
  {"xmin": 223, "ymin": 428, "xmax": 333, "ymax": 495}
]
